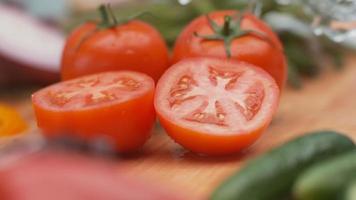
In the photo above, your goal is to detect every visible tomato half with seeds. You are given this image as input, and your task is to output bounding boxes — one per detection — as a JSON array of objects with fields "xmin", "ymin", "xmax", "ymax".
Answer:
[
  {"xmin": 155, "ymin": 58, "xmax": 280, "ymax": 155},
  {"xmin": 32, "ymin": 71, "xmax": 155, "ymax": 152},
  {"xmin": 172, "ymin": 10, "xmax": 287, "ymax": 89},
  {"xmin": 61, "ymin": 5, "xmax": 169, "ymax": 82}
]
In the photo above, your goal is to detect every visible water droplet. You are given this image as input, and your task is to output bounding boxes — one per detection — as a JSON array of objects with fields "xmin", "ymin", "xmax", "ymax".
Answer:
[{"xmin": 178, "ymin": 0, "xmax": 192, "ymax": 6}]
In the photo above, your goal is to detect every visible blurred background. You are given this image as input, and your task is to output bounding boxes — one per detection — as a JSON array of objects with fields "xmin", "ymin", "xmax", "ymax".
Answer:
[
  {"xmin": 0, "ymin": 1, "xmax": 355, "ymax": 199},
  {"xmin": 0, "ymin": 0, "xmax": 355, "ymax": 88}
]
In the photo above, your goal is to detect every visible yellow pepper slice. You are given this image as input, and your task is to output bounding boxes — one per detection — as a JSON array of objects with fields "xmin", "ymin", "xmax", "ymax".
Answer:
[{"xmin": 0, "ymin": 104, "xmax": 28, "ymax": 136}]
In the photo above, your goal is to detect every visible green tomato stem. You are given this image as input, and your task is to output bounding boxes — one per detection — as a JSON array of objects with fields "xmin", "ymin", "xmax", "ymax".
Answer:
[{"xmin": 222, "ymin": 16, "xmax": 232, "ymax": 36}]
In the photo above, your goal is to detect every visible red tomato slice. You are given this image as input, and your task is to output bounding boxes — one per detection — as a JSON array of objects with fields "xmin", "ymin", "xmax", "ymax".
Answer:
[
  {"xmin": 32, "ymin": 71, "xmax": 155, "ymax": 152},
  {"xmin": 154, "ymin": 58, "xmax": 280, "ymax": 155}
]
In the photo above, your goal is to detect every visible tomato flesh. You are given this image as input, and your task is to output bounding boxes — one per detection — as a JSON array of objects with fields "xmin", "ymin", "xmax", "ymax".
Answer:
[
  {"xmin": 155, "ymin": 58, "xmax": 279, "ymax": 155},
  {"xmin": 32, "ymin": 71, "xmax": 155, "ymax": 152}
]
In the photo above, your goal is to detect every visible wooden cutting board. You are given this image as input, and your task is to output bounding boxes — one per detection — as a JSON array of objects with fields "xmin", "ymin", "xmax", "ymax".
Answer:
[{"xmin": 1, "ymin": 55, "xmax": 356, "ymax": 199}]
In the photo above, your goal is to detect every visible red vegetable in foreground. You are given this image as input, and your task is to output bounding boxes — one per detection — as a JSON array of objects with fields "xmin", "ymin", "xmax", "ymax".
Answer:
[
  {"xmin": 172, "ymin": 10, "xmax": 286, "ymax": 89},
  {"xmin": 0, "ymin": 152, "xmax": 183, "ymax": 200},
  {"xmin": 155, "ymin": 58, "xmax": 280, "ymax": 155},
  {"xmin": 32, "ymin": 71, "xmax": 155, "ymax": 152}
]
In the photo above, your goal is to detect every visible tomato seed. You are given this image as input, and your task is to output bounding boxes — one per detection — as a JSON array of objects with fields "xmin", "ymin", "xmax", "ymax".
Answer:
[
  {"xmin": 172, "ymin": 92, "xmax": 184, "ymax": 97},
  {"xmin": 194, "ymin": 113, "xmax": 205, "ymax": 119},
  {"xmin": 180, "ymin": 77, "xmax": 189, "ymax": 83},
  {"xmin": 179, "ymin": 84, "xmax": 188, "ymax": 89},
  {"xmin": 223, "ymin": 72, "xmax": 232, "ymax": 77},
  {"xmin": 217, "ymin": 113, "xmax": 225, "ymax": 120}
]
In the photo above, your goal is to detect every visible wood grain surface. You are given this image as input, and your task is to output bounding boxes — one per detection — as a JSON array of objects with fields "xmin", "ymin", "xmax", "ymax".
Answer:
[{"xmin": 1, "ymin": 55, "xmax": 356, "ymax": 199}]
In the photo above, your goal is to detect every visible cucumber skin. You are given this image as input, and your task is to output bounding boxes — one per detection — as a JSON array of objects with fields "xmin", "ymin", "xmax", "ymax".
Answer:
[
  {"xmin": 294, "ymin": 151, "xmax": 356, "ymax": 200},
  {"xmin": 210, "ymin": 131, "xmax": 355, "ymax": 200},
  {"xmin": 345, "ymin": 180, "xmax": 356, "ymax": 200}
]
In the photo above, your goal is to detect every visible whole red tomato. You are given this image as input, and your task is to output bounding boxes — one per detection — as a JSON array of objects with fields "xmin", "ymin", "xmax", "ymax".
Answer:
[
  {"xmin": 172, "ymin": 10, "xmax": 286, "ymax": 89},
  {"xmin": 61, "ymin": 5, "xmax": 169, "ymax": 82}
]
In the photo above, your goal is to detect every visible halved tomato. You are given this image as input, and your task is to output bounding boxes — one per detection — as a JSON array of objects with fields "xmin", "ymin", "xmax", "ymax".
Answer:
[
  {"xmin": 32, "ymin": 71, "xmax": 155, "ymax": 152},
  {"xmin": 154, "ymin": 58, "xmax": 280, "ymax": 155}
]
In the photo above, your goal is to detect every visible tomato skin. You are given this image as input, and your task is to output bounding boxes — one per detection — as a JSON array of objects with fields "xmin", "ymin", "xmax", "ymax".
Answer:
[
  {"xmin": 172, "ymin": 10, "xmax": 286, "ymax": 89},
  {"xmin": 154, "ymin": 58, "xmax": 279, "ymax": 156},
  {"xmin": 157, "ymin": 113, "xmax": 268, "ymax": 156},
  {"xmin": 61, "ymin": 20, "xmax": 169, "ymax": 82},
  {"xmin": 32, "ymin": 72, "xmax": 156, "ymax": 152}
]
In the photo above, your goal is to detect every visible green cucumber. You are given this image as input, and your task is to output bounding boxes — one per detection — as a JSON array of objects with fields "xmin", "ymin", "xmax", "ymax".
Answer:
[
  {"xmin": 210, "ymin": 130, "xmax": 355, "ymax": 200},
  {"xmin": 294, "ymin": 151, "xmax": 356, "ymax": 200},
  {"xmin": 345, "ymin": 180, "xmax": 356, "ymax": 200}
]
